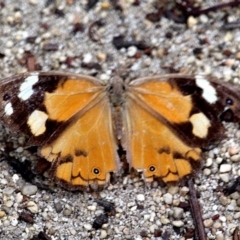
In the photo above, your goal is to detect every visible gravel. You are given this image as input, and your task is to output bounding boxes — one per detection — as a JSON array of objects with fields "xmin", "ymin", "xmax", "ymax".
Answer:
[{"xmin": 0, "ymin": 1, "xmax": 240, "ymax": 239}]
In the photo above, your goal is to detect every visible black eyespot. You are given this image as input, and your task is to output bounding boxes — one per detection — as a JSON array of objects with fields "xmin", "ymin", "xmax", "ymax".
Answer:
[
  {"xmin": 149, "ymin": 166, "xmax": 156, "ymax": 172},
  {"xmin": 3, "ymin": 93, "xmax": 10, "ymax": 101},
  {"xmin": 93, "ymin": 168, "xmax": 100, "ymax": 175},
  {"xmin": 226, "ymin": 98, "xmax": 233, "ymax": 105}
]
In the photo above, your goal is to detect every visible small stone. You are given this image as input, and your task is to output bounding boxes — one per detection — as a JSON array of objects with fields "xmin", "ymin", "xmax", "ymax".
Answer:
[
  {"xmin": 12, "ymin": 174, "xmax": 19, "ymax": 183},
  {"xmin": 54, "ymin": 202, "xmax": 63, "ymax": 213},
  {"xmin": 230, "ymin": 192, "xmax": 240, "ymax": 200},
  {"xmin": 213, "ymin": 221, "xmax": 222, "ymax": 229},
  {"xmin": 100, "ymin": 229, "xmax": 108, "ymax": 239},
  {"xmin": 204, "ymin": 219, "xmax": 213, "ymax": 227},
  {"xmin": 216, "ymin": 232, "xmax": 224, "ymax": 240},
  {"xmin": 173, "ymin": 207, "xmax": 184, "ymax": 219},
  {"xmin": 179, "ymin": 187, "xmax": 189, "ymax": 196},
  {"xmin": 147, "ymin": 224, "xmax": 157, "ymax": 233},
  {"xmin": 0, "ymin": 211, "xmax": 6, "ymax": 218},
  {"xmin": 187, "ymin": 16, "xmax": 198, "ymax": 28},
  {"xmin": 224, "ymin": 32, "xmax": 233, "ymax": 42},
  {"xmin": 219, "ymin": 164, "xmax": 232, "ymax": 173},
  {"xmin": 101, "ymin": 2, "xmax": 110, "ymax": 10},
  {"xmin": 63, "ymin": 208, "xmax": 72, "ymax": 216},
  {"xmin": 10, "ymin": 218, "xmax": 18, "ymax": 226},
  {"xmin": 172, "ymin": 220, "xmax": 184, "ymax": 227},
  {"xmin": 199, "ymin": 14, "xmax": 208, "ymax": 23},
  {"xmin": 219, "ymin": 195, "xmax": 229, "ymax": 206},
  {"xmin": 97, "ymin": 53, "xmax": 107, "ymax": 62},
  {"xmin": 160, "ymin": 216, "xmax": 170, "ymax": 225},
  {"xmin": 168, "ymin": 186, "xmax": 179, "ymax": 195},
  {"xmin": 127, "ymin": 46, "xmax": 137, "ymax": 57},
  {"xmin": 84, "ymin": 223, "xmax": 92, "ymax": 230},
  {"xmin": 3, "ymin": 187, "xmax": 15, "ymax": 195},
  {"xmin": 29, "ymin": 0, "xmax": 37, "ymax": 5},
  {"xmin": 87, "ymin": 205, "xmax": 97, "ymax": 211},
  {"xmin": 235, "ymin": 51, "xmax": 240, "ymax": 60},
  {"xmin": 205, "ymin": 158, "xmax": 213, "ymax": 167},
  {"xmin": 228, "ymin": 145, "xmax": 240, "ymax": 156},
  {"xmin": 27, "ymin": 201, "xmax": 39, "ymax": 213},
  {"xmin": 233, "ymin": 212, "xmax": 240, "ymax": 219},
  {"xmin": 230, "ymin": 154, "xmax": 240, "ymax": 162},
  {"xmin": 21, "ymin": 184, "xmax": 38, "ymax": 196},
  {"xmin": 219, "ymin": 173, "xmax": 230, "ymax": 182},
  {"xmin": 82, "ymin": 53, "xmax": 92, "ymax": 63},
  {"xmin": 5, "ymin": 200, "xmax": 14, "ymax": 208},
  {"xmin": 203, "ymin": 168, "xmax": 211, "ymax": 176},
  {"xmin": 163, "ymin": 193, "xmax": 173, "ymax": 205},
  {"xmin": 136, "ymin": 194, "xmax": 145, "ymax": 202}
]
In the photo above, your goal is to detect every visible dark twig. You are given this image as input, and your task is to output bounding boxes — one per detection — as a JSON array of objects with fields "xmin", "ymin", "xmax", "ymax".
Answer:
[
  {"xmin": 233, "ymin": 227, "xmax": 240, "ymax": 240},
  {"xmin": 187, "ymin": 178, "xmax": 207, "ymax": 240},
  {"xmin": 177, "ymin": 0, "xmax": 240, "ymax": 17}
]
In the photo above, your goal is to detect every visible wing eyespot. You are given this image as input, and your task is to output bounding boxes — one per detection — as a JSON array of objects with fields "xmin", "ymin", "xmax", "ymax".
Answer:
[
  {"xmin": 3, "ymin": 93, "xmax": 11, "ymax": 101},
  {"xmin": 149, "ymin": 165, "xmax": 156, "ymax": 172},
  {"xmin": 93, "ymin": 168, "xmax": 100, "ymax": 175},
  {"xmin": 226, "ymin": 98, "xmax": 233, "ymax": 105}
]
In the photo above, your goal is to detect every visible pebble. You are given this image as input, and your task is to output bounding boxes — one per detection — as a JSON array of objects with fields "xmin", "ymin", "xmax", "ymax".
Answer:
[
  {"xmin": 21, "ymin": 184, "xmax": 38, "ymax": 196},
  {"xmin": 204, "ymin": 219, "xmax": 213, "ymax": 227},
  {"xmin": 0, "ymin": 211, "xmax": 6, "ymax": 218},
  {"xmin": 228, "ymin": 145, "xmax": 240, "ymax": 156},
  {"xmin": 230, "ymin": 154, "xmax": 240, "ymax": 162},
  {"xmin": 100, "ymin": 230, "xmax": 108, "ymax": 239},
  {"xmin": 160, "ymin": 216, "xmax": 170, "ymax": 225},
  {"xmin": 136, "ymin": 194, "xmax": 145, "ymax": 202},
  {"xmin": 127, "ymin": 46, "xmax": 137, "ymax": 57},
  {"xmin": 219, "ymin": 173, "xmax": 230, "ymax": 182},
  {"xmin": 10, "ymin": 218, "xmax": 18, "ymax": 226},
  {"xmin": 179, "ymin": 187, "xmax": 189, "ymax": 196},
  {"xmin": 213, "ymin": 221, "xmax": 222, "ymax": 229},
  {"xmin": 205, "ymin": 158, "xmax": 213, "ymax": 167},
  {"xmin": 83, "ymin": 223, "xmax": 92, "ymax": 231},
  {"xmin": 230, "ymin": 192, "xmax": 240, "ymax": 200},
  {"xmin": 54, "ymin": 202, "xmax": 63, "ymax": 213},
  {"xmin": 219, "ymin": 164, "xmax": 232, "ymax": 173},
  {"xmin": 203, "ymin": 168, "xmax": 211, "ymax": 176},
  {"xmin": 87, "ymin": 205, "xmax": 97, "ymax": 211},
  {"xmin": 173, "ymin": 207, "xmax": 184, "ymax": 219},
  {"xmin": 27, "ymin": 201, "xmax": 38, "ymax": 213},
  {"xmin": 167, "ymin": 186, "xmax": 179, "ymax": 195},
  {"xmin": 63, "ymin": 208, "xmax": 72, "ymax": 216},
  {"xmin": 163, "ymin": 193, "xmax": 173, "ymax": 205},
  {"xmin": 187, "ymin": 16, "xmax": 198, "ymax": 28},
  {"xmin": 82, "ymin": 53, "xmax": 92, "ymax": 63},
  {"xmin": 3, "ymin": 187, "xmax": 15, "ymax": 195},
  {"xmin": 172, "ymin": 220, "xmax": 184, "ymax": 227},
  {"xmin": 216, "ymin": 232, "xmax": 224, "ymax": 240}
]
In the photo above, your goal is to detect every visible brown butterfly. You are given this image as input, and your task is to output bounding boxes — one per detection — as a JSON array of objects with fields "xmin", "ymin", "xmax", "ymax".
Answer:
[{"xmin": 0, "ymin": 72, "xmax": 240, "ymax": 190}]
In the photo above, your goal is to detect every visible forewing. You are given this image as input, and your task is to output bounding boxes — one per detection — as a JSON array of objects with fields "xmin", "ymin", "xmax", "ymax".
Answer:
[
  {"xmin": 123, "ymin": 75, "xmax": 240, "ymax": 182},
  {"xmin": 0, "ymin": 72, "xmax": 119, "ymax": 189}
]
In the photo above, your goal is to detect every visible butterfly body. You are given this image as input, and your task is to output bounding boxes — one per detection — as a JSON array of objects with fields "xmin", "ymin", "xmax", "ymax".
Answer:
[{"xmin": 0, "ymin": 72, "xmax": 240, "ymax": 190}]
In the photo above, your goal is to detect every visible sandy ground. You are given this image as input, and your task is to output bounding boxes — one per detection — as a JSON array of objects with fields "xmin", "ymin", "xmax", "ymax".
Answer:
[{"xmin": 0, "ymin": 1, "xmax": 240, "ymax": 239}]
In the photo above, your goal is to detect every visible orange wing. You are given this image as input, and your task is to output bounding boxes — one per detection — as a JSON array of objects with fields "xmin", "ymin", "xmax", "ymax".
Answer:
[
  {"xmin": 0, "ymin": 73, "xmax": 119, "ymax": 189},
  {"xmin": 122, "ymin": 75, "xmax": 230, "ymax": 182},
  {"xmin": 39, "ymin": 77, "xmax": 119, "ymax": 189},
  {"xmin": 123, "ymin": 76, "xmax": 220, "ymax": 182}
]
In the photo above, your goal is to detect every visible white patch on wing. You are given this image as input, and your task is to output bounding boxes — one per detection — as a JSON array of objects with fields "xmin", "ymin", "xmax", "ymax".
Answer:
[
  {"xmin": 189, "ymin": 112, "xmax": 210, "ymax": 138},
  {"xmin": 195, "ymin": 75, "xmax": 217, "ymax": 104},
  {"xmin": 4, "ymin": 102, "xmax": 13, "ymax": 116},
  {"xmin": 18, "ymin": 75, "xmax": 39, "ymax": 101},
  {"xmin": 27, "ymin": 110, "xmax": 48, "ymax": 136}
]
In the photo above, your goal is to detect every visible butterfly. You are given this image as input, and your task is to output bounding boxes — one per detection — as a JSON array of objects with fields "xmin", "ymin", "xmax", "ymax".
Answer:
[{"xmin": 0, "ymin": 72, "xmax": 240, "ymax": 190}]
